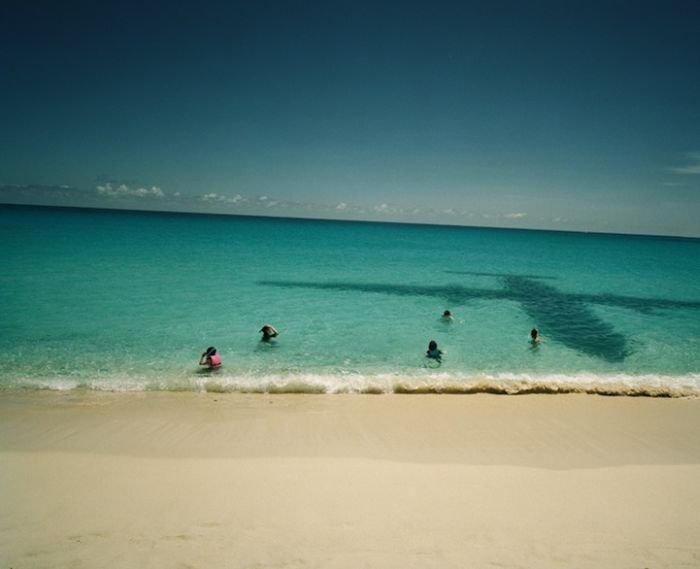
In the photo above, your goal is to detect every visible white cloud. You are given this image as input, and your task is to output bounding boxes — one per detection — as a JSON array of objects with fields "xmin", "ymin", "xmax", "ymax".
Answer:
[
  {"xmin": 135, "ymin": 186, "xmax": 164, "ymax": 197},
  {"xmin": 96, "ymin": 182, "xmax": 165, "ymax": 198},
  {"xmin": 202, "ymin": 192, "xmax": 225, "ymax": 201},
  {"xmin": 672, "ymin": 165, "xmax": 700, "ymax": 174},
  {"xmin": 371, "ymin": 203, "xmax": 408, "ymax": 215},
  {"xmin": 670, "ymin": 152, "xmax": 700, "ymax": 175},
  {"xmin": 201, "ymin": 193, "xmax": 246, "ymax": 204}
]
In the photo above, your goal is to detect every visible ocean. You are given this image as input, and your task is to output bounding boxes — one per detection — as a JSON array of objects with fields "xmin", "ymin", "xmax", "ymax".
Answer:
[{"xmin": 1, "ymin": 204, "xmax": 699, "ymax": 396}]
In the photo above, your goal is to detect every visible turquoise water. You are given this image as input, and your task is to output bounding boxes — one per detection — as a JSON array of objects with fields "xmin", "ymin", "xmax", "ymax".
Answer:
[{"xmin": 2, "ymin": 205, "xmax": 699, "ymax": 395}]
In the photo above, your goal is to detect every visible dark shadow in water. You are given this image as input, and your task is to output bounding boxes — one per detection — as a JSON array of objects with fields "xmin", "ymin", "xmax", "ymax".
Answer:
[
  {"xmin": 454, "ymin": 271, "xmax": 558, "ymax": 281},
  {"xmin": 258, "ymin": 274, "xmax": 700, "ymax": 363},
  {"xmin": 448, "ymin": 271, "xmax": 700, "ymax": 312},
  {"xmin": 196, "ymin": 367, "xmax": 222, "ymax": 375}
]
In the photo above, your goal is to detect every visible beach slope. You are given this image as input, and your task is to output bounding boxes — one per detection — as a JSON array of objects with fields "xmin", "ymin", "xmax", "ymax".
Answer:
[{"xmin": 1, "ymin": 392, "xmax": 699, "ymax": 568}]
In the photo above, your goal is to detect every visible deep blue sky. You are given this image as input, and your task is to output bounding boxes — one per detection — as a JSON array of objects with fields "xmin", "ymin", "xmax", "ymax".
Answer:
[{"xmin": 2, "ymin": 0, "xmax": 699, "ymax": 236}]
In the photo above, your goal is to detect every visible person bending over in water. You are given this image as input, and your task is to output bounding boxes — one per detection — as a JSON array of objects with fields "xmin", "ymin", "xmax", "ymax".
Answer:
[
  {"xmin": 199, "ymin": 346, "xmax": 222, "ymax": 369},
  {"xmin": 426, "ymin": 340, "xmax": 444, "ymax": 362},
  {"xmin": 259, "ymin": 324, "xmax": 279, "ymax": 342}
]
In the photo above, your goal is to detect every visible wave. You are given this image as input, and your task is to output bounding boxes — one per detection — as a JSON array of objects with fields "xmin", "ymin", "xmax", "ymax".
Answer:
[{"xmin": 2, "ymin": 371, "xmax": 700, "ymax": 397}]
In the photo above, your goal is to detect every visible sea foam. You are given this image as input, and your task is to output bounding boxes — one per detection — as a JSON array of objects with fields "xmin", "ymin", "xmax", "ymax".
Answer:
[{"xmin": 4, "ymin": 371, "xmax": 699, "ymax": 398}]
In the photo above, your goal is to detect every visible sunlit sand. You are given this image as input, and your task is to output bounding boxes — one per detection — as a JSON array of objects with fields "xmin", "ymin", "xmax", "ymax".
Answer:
[{"xmin": 1, "ymin": 391, "xmax": 699, "ymax": 568}]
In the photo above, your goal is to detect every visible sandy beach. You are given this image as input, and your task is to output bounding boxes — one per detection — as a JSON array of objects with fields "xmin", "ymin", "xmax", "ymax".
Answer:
[{"xmin": 1, "ymin": 391, "xmax": 699, "ymax": 568}]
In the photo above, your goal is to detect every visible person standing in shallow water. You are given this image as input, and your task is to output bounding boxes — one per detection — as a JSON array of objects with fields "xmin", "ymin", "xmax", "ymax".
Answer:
[
  {"xmin": 259, "ymin": 324, "xmax": 279, "ymax": 342},
  {"xmin": 530, "ymin": 328, "xmax": 541, "ymax": 345},
  {"xmin": 199, "ymin": 346, "xmax": 222, "ymax": 369},
  {"xmin": 426, "ymin": 340, "xmax": 444, "ymax": 362}
]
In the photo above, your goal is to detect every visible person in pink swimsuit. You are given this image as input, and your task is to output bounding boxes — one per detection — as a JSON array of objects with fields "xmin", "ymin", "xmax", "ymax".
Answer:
[{"xmin": 199, "ymin": 346, "xmax": 222, "ymax": 369}]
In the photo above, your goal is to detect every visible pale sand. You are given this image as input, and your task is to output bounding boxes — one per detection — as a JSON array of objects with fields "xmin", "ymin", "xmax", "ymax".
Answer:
[{"xmin": 1, "ymin": 392, "xmax": 699, "ymax": 568}]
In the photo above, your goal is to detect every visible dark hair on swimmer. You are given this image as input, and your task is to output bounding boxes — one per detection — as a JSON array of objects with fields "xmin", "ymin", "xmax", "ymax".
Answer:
[
  {"xmin": 205, "ymin": 346, "xmax": 217, "ymax": 356},
  {"xmin": 428, "ymin": 340, "xmax": 438, "ymax": 350}
]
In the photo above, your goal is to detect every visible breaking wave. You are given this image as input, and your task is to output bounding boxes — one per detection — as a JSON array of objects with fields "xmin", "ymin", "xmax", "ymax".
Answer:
[{"xmin": 3, "ymin": 371, "xmax": 700, "ymax": 398}]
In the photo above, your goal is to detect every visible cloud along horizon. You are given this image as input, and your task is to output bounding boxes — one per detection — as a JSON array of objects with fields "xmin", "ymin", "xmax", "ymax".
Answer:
[{"xmin": 0, "ymin": 182, "xmax": 543, "ymax": 229}]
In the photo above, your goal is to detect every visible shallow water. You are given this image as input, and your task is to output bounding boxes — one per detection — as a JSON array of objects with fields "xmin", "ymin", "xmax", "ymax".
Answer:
[{"xmin": 1, "ymin": 205, "xmax": 699, "ymax": 395}]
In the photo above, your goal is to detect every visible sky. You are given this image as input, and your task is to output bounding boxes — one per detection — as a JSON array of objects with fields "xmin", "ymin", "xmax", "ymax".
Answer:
[{"xmin": 1, "ymin": 0, "xmax": 700, "ymax": 236}]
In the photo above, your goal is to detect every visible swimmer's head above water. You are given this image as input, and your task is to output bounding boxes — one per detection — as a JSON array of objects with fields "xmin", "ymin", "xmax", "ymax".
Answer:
[{"xmin": 260, "ymin": 324, "xmax": 279, "ymax": 342}]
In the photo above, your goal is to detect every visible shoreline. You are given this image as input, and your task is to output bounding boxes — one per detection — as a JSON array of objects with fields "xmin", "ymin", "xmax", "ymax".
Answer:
[
  {"xmin": 3, "ymin": 368, "xmax": 700, "ymax": 397},
  {"xmin": 2, "ymin": 391, "xmax": 699, "ymax": 567}
]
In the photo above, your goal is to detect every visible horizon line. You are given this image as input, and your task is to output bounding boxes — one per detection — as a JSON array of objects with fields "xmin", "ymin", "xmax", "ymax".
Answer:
[{"xmin": 2, "ymin": 201, "xmax": 698, "ymax": 242}]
